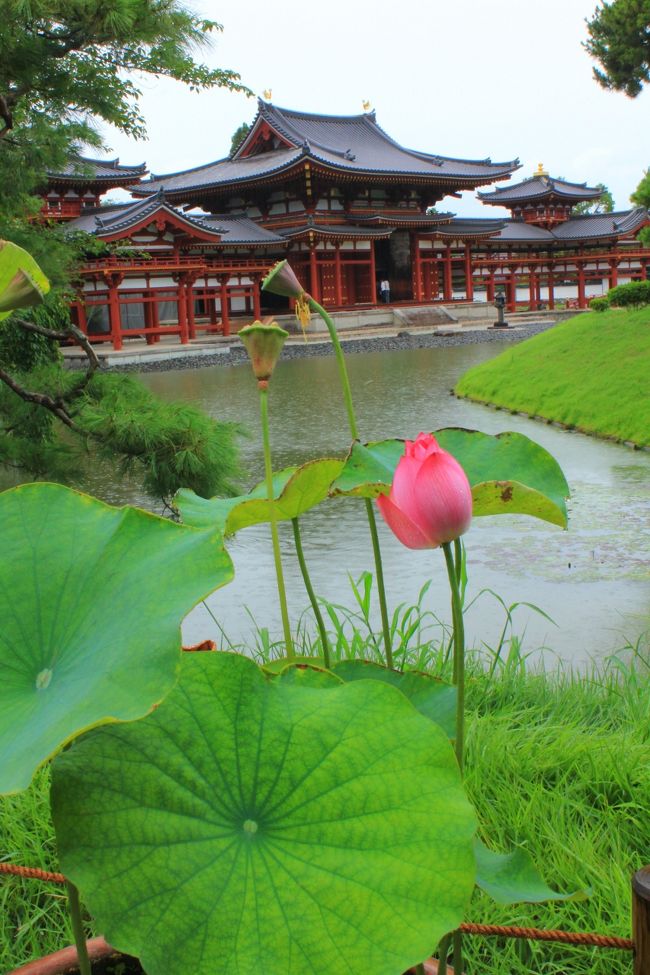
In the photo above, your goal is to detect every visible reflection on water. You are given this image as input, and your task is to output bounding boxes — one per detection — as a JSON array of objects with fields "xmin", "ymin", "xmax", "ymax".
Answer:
[
  {"xmin": 141, "ymin": 343, "xmax": 650, "ymax": 666},
  {"xmin": 11, "ymin": 341, "xmax": 648, "ymax": 666}
]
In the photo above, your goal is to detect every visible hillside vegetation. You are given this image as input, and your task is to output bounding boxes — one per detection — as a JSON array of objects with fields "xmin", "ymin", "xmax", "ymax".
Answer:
[{"xmin": 455, "ymin": 308, "xmax": 650, "ymax": 447}]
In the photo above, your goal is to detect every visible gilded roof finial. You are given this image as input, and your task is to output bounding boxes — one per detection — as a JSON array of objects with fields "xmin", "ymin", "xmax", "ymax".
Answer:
[
  {"xmin": 362, "ymin": 99, "xmax": 372, "ymax": 112},
  {"xmin": 535, "ymin": 162, "xmax": 548, "ymax": 176},
  {"xmin": 262, "ymin": 89, "xmax": 272, "ymax": 102}
]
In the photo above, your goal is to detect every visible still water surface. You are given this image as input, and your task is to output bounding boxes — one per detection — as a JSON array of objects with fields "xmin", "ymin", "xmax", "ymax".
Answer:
[{"xmin": 117, "ymin": 342, "xmax": 649, "ymax": 666}]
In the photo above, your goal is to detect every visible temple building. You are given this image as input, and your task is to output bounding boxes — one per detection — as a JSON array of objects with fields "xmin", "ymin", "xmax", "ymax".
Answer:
[{"xmin": 40, "ymin": 101, "xmax": 650, "ymax": 349}]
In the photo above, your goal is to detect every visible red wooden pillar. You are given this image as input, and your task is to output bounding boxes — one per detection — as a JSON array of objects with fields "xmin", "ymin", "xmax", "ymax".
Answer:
[
  {"xmin": 209, "ymin": 284, "xmax": 218, "ymax": 326},
  {"xmin": 176, "ymin": 276, "xmax": 189, "ymax": 344},
  {"xmin": 464, "ymin": 244, "xmax": 473, "ymax": 301},
  {"xmin": 105, "ymin": 273, "xmax": 123, "ymax": 351},
  {"xmin": 577, "ymin": 263, "xmax": 586, "ymax": 308},
  {"xmin": 443, "ymin": 246, "xmax": 453, "ymax": 301},
  {"xmin": 640, "ymin": 261, "xmax": 647, "ymax": 281},
  {"xmin": 369, "ymin": 240, "xmax": 377, "ymax": 304},
  {"xmin": 75, "ymin": 300, "xmax": 88, "ymax": 335},
  {"xmin": 252, "ymin": 274, "xmax": 261, "ymax": 320},
  {"xmin": 150, "ymin": 289, "xmax": 161, "ymax": 343},
  {"xmin": 309, "ymin": 246, "xmax": 320, "ymax": 302},
  {"xmin": 528, "ymin": 271, "xmax": 537, "ymax": 310},
  {"xmin": 220, "ymin": 276, "xmax": 230, "ymax": 336},
  {"xmin": 186, "ymin": 277, "xmax": 196, "ymax": 340},
  {"xmin": 144, "ymin": 290, "xmax": 156, "ymax": 346},
  {"xmin": 507, "ymin": 272, "xmax": 516, "ymax": 312},
  {"xmin": 609, "ymin": 258, "xmax": 619, "ymax": 289},
  {"xmin": 334, "ymin": 244, "xmax": 343, "ymax": 306},
  {"xmin": 413, "ymin": 237, "xmax": 423, "ymax": 302},
  {"xmin": 547, "ymin": 269, "xmax": 555, "ymax": 309},
  {"xmin": 487, "ymin": 268, "xmax": 496, "ymax": 302}
]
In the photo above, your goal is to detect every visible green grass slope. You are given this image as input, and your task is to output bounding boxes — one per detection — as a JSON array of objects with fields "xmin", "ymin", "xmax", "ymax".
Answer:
[{"xmin": 455, "ymin": 308, "xmax": 650, "ymax": 446}]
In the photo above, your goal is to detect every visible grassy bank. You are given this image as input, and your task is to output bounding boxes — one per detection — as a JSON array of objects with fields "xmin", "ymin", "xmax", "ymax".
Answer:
[
  {"xmin": 2, "ymin": 647, "xmax": 648, "ymax": 974},
  {"xmin": 455, "ymin": 308, "xmax": 650, "ymax": 447}
]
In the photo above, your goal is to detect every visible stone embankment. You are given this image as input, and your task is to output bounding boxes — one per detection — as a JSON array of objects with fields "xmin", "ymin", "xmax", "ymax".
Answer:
[{"xmin": 77, "ymin": 320, "xmax": 559, "ymax": 375}]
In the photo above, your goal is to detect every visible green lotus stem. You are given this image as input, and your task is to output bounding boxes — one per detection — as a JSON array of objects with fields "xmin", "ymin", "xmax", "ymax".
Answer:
[
  {"xmin": 363, "ymin": 498, "xmax": 393, "ymax": 668},
  {"xmin": 65, "ymin": 881, "xmax": 91, "ymax": 975},
  {"xmin": 452, "ymin": 929, "xmax": 464, "ymax": 975},
  {"xmin": 414, "ymin": 964, "xmax": 425, "ymax": 975},
  {"xmin": 442, "ymin": 541, "xmax": 465, "ymax": 772},
  {"xmin": 291, "ymin": 516, "xmax": 332, "ymax": 668},
  {"xmin": 259, "ymin": 384, "xmax": 294, "ymax": 660},
  {"xmin": 308, "ymin": 296, "xmax": 393, "ymax": 666},
  {"xmin": 442, "ymin": 542, "xmax": 466, "ymax": 975},
  {"xmin": 437, "ymin": 934, "xmax": 451, "ymax": 975}
]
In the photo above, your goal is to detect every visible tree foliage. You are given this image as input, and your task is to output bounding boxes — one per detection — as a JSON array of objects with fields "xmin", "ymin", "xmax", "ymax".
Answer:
[
  {"xmin": 631, "ymin": 168, "xmax": 650, "ymax": 209},
  {"xmin": 0, "ymin": 4, "xmax": 249, "ymax": 500},
  {"xmin": 607, "ymin": 279, "xmax": 650, "ymax": 307},
  {"xmin": 0, "ymin": 0, "xmax": 251, "ymax": 254},
  {"xmin": 584, "ymin": 0, "xmax": 650, "ymax": 97},
  {"xmin": 230, "ymin": 122, "xmax": 251, "ymax": 155},
  {"xmin": 572, "ymin": 183, "xmax": 614, "ymax": 214}
]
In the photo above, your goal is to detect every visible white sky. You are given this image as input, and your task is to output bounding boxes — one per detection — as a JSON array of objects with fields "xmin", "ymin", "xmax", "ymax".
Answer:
[{"xmin": 100, "ymin": 0, "xmax": 650, "ymax": 217}]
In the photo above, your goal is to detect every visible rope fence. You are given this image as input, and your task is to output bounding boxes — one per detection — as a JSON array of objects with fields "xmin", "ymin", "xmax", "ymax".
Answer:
[{"xmin": 0, "ymin": 861, "xmax": 636, "ymax": 955}]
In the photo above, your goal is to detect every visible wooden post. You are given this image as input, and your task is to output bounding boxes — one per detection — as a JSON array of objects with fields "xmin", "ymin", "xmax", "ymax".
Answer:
[
  {"xmin": 369, "ymin": 240, "xmax": 377, "ymax": 304},
  {"xmin": 547, "ymin": 269, "xmax": 555, "ymax": 310},
  {"xmin": 443, "ymin": 246, "xmax": 453, "ymax": 301},
  {"xmin": 309, "ymin": 245, "xmax": 320, "ymax": 302},
  {"xmin": 609, "ymin": 258, "xmax": 619, "ymax": 290},
  {"xmin": 252, "ymin": 274, "xmax": 262, "ymax": 320},
  {"xmin": 577, "ymin": 262, "xmax": 586, "ymax": 308},
  {"xmin": 633, "ymin": 865, "xmax": 650, "ymax": 975},
  {"xmin": 106, "ymin": 274, "xmax": 123, "ymax": 351},
  {"xmin": 464, "ymin": 244, "xmax": 473, "ymax": 301},
  {"xmin": 220, "ymin": 276, "xmax": 230, "ymax": 336},
  {"xmin": 186, "ymin": 278, "xmax": 196, "ymax": 340},
  {"xmin": 528, "ymin": 271, "xmax": 537, "ymax": 310},
  {"xmin": 487, "ymin": 267, "xmax": 496, "ymax": 302},
  {"xmin": 334, "ymin": 244, "xmax": 343, "ymax": 306},
  {"xmin": 176, "ymin": 277, "xmax": 189, "ymax": 344}
]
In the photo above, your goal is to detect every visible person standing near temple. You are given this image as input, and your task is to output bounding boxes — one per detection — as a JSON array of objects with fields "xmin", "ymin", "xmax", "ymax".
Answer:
[{"xmin": 380, "ymin": 278, "xmax": 390, "ymax": 303}]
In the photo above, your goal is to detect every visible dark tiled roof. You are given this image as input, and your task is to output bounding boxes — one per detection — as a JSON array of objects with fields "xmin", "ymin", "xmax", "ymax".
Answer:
[
  {"xmin": 494, "ymin": 221, "xmax": 555, "ymax": 242},
  {"xmin": 251, "ymin": 101, "xmax": 520, "ymax": 182},
  {"xmin": 479, "ymin": 174, "xmax": 601, "ymax": 206},
  {"xmin": 352, "ymin": 211, "xmax": 454, "ymax": 226},
  {"xmin": 551, "ymin": 208, "xmax": 649, "ymax": 240},
  {"xmin": 430, "ymin": 219, "xmax": 506, "ymax": 239},
  {"xmin": 134, "ymin": 100, "xmax": 519, "ymax": 198},
  {"xmin": 47, "ymin": 156, "xmax": 146, "ymax": 183},
  {"xmin": 461, "ymin": 209, "xmax": 650, "ymax": 245},
  {"xmin": 190, "ymin": 213, "xmax": 285, "ymax": 244},
  {"xmin": 278, "ymin": 224, "xmax": 393, "ymax": 240},
  {"xmin": 68, "ymin": 193, "xmax": 222, "ymax": 240},
  {"xmin": 134, "ymin": 147, "xmax": 304, "ymax": 197}
]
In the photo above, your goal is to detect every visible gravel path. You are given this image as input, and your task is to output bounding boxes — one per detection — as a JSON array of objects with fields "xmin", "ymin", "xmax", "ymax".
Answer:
[{"xmin": 109, "ymin": 321, "xmax": 557, "ymax": 374}]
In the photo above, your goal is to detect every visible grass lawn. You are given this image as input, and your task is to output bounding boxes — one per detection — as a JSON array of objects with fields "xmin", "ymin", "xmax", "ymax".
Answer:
[
  {"xmin": 1, "ymin": 649, "xmax": 648, "ymax": 975},
  {"xmin": 455, "ymin": 308, "xmax": 650, "ymax": 447}
]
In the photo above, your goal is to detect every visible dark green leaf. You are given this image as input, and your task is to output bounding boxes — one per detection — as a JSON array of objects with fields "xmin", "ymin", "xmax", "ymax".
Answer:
[
  {"xmin": 333, "ymin": 660, "xmax": 456, "ymax": 739},
  {"xmin": 474, "ymin": 837, "xmax": 589, "ymax": 904}
]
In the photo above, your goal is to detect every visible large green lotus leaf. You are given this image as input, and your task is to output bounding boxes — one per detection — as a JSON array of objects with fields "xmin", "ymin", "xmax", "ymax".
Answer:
[
  {"xmin": 435, "ymin": 428, "xmax": 569, "ymax": 528},
  {"xmin": 177, "ymin": 459, "xmax": 343, "ymax": 533},
  {"xmin": 333, "ymin": 660, "xmax": 456, "ymax": 739},
  {"xmin": 474, "ymin": 838, "xmax": 589, "ymax": 904},
  {"xmin": 331, "ymin": 430, "xmax": 569, "ymax": 527},
  {"xmin": 0, "ymin": 240, "xmax": 50, "ymax": 320},
  {"xmin": 274, "ymin": 660, "xmax": 343, "ymax": 688},
  {"xmin": 0, "ymin": 483, "xmax": 233, "ymax": 794},
  {"xmin": 331, "ymin": 439, "xmax": 404, "ymax": 498},
  {"xmin": 52, "ymin": 652, "xmax": 476, "ymax": 975}
]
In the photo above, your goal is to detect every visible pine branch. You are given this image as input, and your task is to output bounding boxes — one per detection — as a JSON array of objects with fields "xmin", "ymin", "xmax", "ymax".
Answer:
[{"xmin": 0, "ymin": 368, "xmax": 80, "ymax": 431}]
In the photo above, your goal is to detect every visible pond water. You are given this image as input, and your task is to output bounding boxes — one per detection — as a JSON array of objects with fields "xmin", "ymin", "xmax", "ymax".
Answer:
[{"xmin": 100, "ymin": 341, "xmax": 650, "ymax": 667}]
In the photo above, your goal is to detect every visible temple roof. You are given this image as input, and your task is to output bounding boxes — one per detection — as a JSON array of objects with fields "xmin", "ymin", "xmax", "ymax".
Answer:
[
  {"xmin": 68, "ymin": 194, "xmax": 285, "ymax": 245},
  {"xmin": 278, "ymin": 223, "xmax": 394, "ymax": 240},
  {"xmin": 47, "ymin": 156, "xmax": 147, "ymax": 185},
  {"xmin": 479, "ymin": 173, "xmax": 602, "ymax": 207},
  {"xmin": 133, "ymin": 99, "xmax": 519, "ymax": 199},
  {"xmin": 439, "ymin": 208, "xmax": 649, "ymax": 244}
]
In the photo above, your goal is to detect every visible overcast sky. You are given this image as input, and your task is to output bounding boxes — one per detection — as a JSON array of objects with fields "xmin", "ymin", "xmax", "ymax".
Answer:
[{"xmin": 100, "ymin": 0, "xmax": 650, "ymax": 217}]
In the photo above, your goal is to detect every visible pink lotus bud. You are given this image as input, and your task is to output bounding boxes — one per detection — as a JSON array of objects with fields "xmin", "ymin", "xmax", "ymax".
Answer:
[
  {"xmin": 239, "ymin": 320, "xmax": 289, "ymax": 382},
  {"xmin": 261, "ymin": 259, "xmax": 306, "ymax": 299},
  {"xmin": 377, "ymin": 433, "xmax": 472, "ymax": 549}
]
